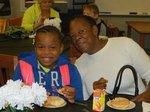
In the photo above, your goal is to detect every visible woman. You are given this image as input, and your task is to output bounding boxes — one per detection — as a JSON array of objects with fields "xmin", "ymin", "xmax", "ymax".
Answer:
[
  {"xmin": 69, "ymin": 15, "xmax": 150, "ymax": 103},
  {"xmin": 21, "ymin": 0, "xmax": 60, "ymax": 31}
]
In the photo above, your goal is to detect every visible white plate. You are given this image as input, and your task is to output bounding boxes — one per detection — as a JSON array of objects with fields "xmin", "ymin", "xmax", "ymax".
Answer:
[
  {"xmin": 44, "ymin": 100, "xmax": 67, "ymax": 108},
  {"xmin": 107, "ymin": 100, "xmax": 135, "ymax": 110}
]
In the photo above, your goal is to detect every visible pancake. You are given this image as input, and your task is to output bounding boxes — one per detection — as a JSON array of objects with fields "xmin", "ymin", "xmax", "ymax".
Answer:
[
  {"xmin": 44, "ymin": 96, "xmax": 65, "ymax": 107},
  {"xmin": 57, "ymin": 88, "xmax": 64, "ymax": 95},
  {"xmin": 110, "ymin": 97, "xmax": 130, "ymax": 109}
]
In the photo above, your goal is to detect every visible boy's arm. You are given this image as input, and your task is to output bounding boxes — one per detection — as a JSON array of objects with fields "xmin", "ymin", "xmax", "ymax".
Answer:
[
  {"xmin": 69, "ymin": 65, "xmax": 83, "ymax": 100},
  {"xmin": 12, "ymin": 64, "xmax": 23, "ymax": 81}
]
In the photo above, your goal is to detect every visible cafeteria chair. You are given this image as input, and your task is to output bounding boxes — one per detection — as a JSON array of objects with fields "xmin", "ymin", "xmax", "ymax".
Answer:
[
  {"xmin": 8, "ymin": 16, "xmax": 22, "ymax": 26},
  {"xmin": 101, "ymin": 19, "xmax": 121, "ymax": 37},
  {"xmin": 0, "ymin": 54, "xmax": 18, "ymax": 86},
  {"xmin": 0, "ymin": 18, "xmax": 7, "ymax": 33}
]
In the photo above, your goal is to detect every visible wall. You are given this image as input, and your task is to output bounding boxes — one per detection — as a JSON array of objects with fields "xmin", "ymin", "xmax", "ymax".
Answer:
[
  {"xmin": 95, "ymin": 0, "xmax": 150, "ymax": 16},
  {"xmin": 7, "ymin": 0, "xmax": 24, "ymax": 17},
  {"xmin": 94, "ymin": 0, "xmax": 150, "ymax": 48}
]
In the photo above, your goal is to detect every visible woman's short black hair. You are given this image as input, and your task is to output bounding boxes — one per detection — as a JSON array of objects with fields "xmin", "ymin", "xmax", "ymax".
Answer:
[
  {"xmin": 70, "ymin": 15, "xmax": 97, "ymax": 27},
  {"xmin": 35, "ymin": 25, "xmax": 63, "ymax": 43}
]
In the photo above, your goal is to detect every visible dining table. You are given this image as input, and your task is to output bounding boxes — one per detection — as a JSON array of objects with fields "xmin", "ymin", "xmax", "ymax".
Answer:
[
  {"xmin": 0, "ymin": 35, "xmax": 144, "ymax": 112},
  {"xmin": 33, "ymin": 94, "xmax": 143, "ymax": 112},
  {"xmin": 0, "ymin": 34, "xmax": 71, "ymax": 56},
  {"xmin": 126, "ymin": 21, "xmax": 150, "ymax": 48},
  {"xmin": 0, "ymin": 34, "xmax": 34, "ymax": 56}
]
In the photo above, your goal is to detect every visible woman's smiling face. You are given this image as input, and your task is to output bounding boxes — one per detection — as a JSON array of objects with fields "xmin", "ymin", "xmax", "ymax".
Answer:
[
  {"xmin": 40, "ymin": 0, "xmax": 53, "ymax": 10},
  {"xmin": 69, "ymin": 18, "xmax": 98, "ymax": 54},
  {"xmin": 35, "ymin": 32, "xmax": 63, "ymax": 68}
]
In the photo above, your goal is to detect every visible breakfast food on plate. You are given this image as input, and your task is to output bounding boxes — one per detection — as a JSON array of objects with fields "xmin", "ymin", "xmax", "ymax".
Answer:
[
  {"xmin": 110, "ymin": 97, "xmax": 130, "ymax": 109},
  {"xmin": 44, "ymin": 96, "xmax": 65, "ymax": 107}
]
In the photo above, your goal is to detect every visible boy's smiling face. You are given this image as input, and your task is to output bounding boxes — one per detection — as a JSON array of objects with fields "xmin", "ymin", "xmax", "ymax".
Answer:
[{"xmin": 35, "ymin": 32, "xmax": 63, "ymax": 68}]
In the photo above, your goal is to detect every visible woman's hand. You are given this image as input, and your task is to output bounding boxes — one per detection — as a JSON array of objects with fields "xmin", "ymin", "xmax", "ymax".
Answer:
[
  {"xmin": 132, "ymin": 88, "xmax": 150, "ymax": 103},
  {"xmin": 93, "ymin": 77, "xmax": 108, "ymax": 90},
  {"xmin": 59, "ymin": 86, "xmax": 76, "ymax": 103},
  {"xmin": 132, "ymin": 81, "xmax": 150, "ymax": 103}
]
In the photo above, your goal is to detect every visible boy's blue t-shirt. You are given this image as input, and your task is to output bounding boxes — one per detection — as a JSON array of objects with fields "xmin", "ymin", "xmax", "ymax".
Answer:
[{"xmin": 12, "ymin": 52, "xmax": 83, "ymax": 100}]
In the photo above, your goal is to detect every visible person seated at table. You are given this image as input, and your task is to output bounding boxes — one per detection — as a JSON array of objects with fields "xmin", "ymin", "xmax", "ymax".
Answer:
[
  {"xmin": 83, "ymin": 3, "xmax": 106, "ymax": 36},
  {"xmin": 69, "ymin": 15, "xmax": 150, "ymax": 103},
  {"xmin": 12, "ymin": 25, "xmax": 83, "ymax": 103},
  {"xmin": 21, "ymin": 0, "xmax": 60, "ymax": 32}
]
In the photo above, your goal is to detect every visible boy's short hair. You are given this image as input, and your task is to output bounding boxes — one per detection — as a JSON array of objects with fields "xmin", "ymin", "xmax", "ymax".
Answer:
[
  {"xmin": 35, "ymin": 25, "xmax": 63, "ymax": 43},
  {"xmin": 83, "ymin": 3, "xmax": 99, "ymax": 15}
]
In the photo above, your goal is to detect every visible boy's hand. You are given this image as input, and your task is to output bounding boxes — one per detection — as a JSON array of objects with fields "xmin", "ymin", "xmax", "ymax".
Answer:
[
  {"xmin": 93, "ymin": 77, "xmax": 108, "ymax": 90},
  {"xmin": 58, "ymin": 86, "xmax": 75, "ymax": 103}
]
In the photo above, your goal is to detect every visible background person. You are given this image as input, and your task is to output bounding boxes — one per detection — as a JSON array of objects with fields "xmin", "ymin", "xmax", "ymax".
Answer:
[
  {"xmin": 12, "ymin": 25, "xmax": 83, "ymax": 102},
  {"xmin": 21, "ymin": 0, "xmax": 60, "ymax": 31},
  {"xmin": 69, "ymin": 15, "xmax": 150, "ymax": 103},
  {"xmin": 83, "ymin": 3, "xmax": 106, "ymax": 36}
]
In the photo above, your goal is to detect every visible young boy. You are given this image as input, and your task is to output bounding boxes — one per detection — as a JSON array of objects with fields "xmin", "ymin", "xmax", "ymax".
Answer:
[
  {"xmin": 83, "ymin": 3, "xmax": 106, "ymax": 36},
  {"xmin": 12, "ymin": 25, "xmax": 83, "ymax": 102}
]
